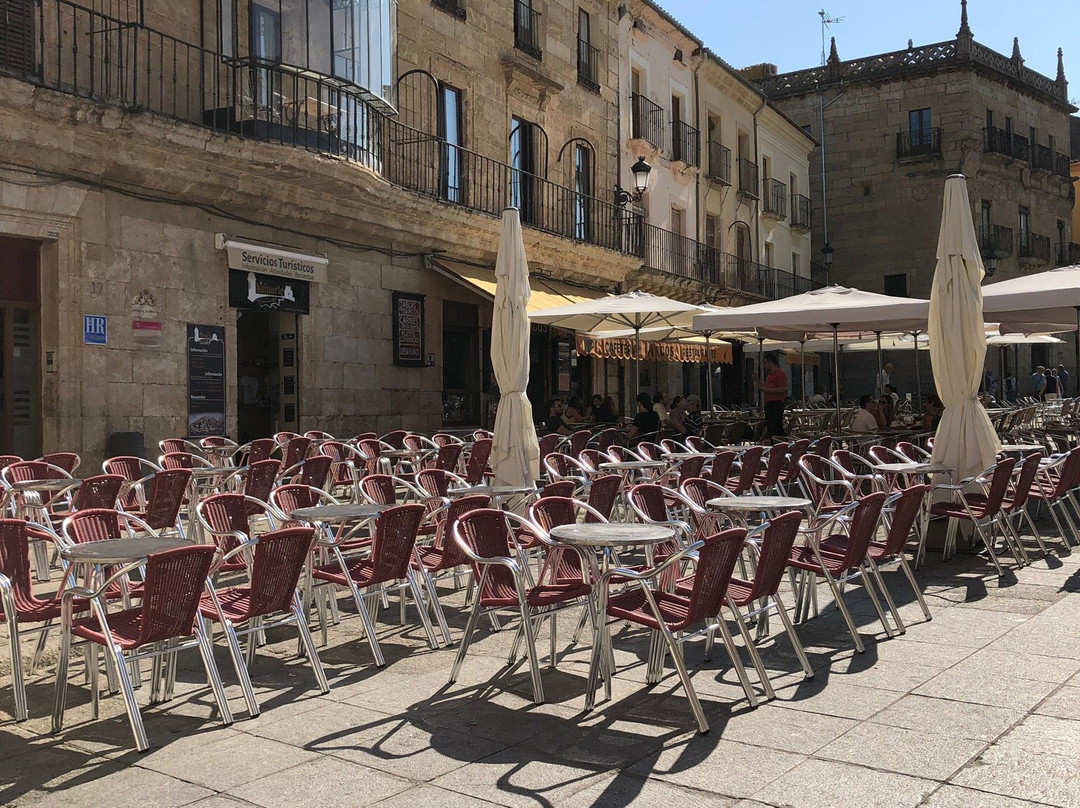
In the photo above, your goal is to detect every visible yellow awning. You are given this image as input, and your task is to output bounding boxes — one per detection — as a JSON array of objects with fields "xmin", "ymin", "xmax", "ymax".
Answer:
[{"xmin": 429, "ymin": 258, "xmax": 607, "ymax": 312}]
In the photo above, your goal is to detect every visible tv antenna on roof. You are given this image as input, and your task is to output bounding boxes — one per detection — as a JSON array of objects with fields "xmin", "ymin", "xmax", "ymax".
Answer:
[{"xmin": 819, "ymin": 9, "xmax": 845, "ymax": 65}]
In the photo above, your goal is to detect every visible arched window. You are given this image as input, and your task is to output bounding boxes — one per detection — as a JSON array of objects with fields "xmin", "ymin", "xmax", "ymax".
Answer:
[
  {"xmin": 558, "ymin": 138, "xmax": 596, "ymax": 241},
  {"xmin": 508, "ymin": 118, "xmax": 549, "ymax": 225}
]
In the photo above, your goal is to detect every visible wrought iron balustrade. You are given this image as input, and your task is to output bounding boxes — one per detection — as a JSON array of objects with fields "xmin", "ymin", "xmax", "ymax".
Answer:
[
  {"xmin": 671, "ymin": 120, "xmax": 699, "ymax": 166},
  {"xmin": 979, "ymin": 224, "xmax": 1013, "ymax": 257},
  {"xmin": 1054, "ymin": 153, "xmax": 1071, "ymax": 178},
  {"xmin": 762, "ymin": 179, "xmax": 787, "ymax": 219},
  {"xmin": 1018, "ymin": 232, "xmax": 1050, "ymax": 263},
  {"xmin": 513, "ymin": 0, "xmax": 542, "ymax": 59},
  {"xmin": 630, "ymin": 93, "xmax": 664, "ymax": 149},
  {"xmin": 1031, "ymin": 143, "xmax": 1055, "ymax": 172},
  {"xmin": 707, "ymin": 141, "xmax": 730, "ymax": 184},
  {"xmin": 577, "ymin": 39, "xmax": 599, "ymax": 91},
  {"xmin": 896, "ymin": 128, "xmax": 941, "ymax": 158},
  {"xmin": 986, "ymin": 127, "xmax": 1031, "ymax": 162},
  {"xmin": 737, "ymin": 159, "xmax": 759, "ymax": 198},
  {"xmin": 790, "ymin": 194, "xmax": 812, "ymax": 229}
]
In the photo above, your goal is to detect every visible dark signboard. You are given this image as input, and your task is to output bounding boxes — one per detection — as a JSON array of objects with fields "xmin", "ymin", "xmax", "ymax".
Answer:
[
  {"xmin": 392, "ymin": 292, "xmax": 425, "ymax": 366},
  {"xmin": 187, "ymin": 323, "xmax": 226, "ymax": 437},
  {"xmin": 228, "ymin": 269, "xmax": 310, "ymax": 313}
]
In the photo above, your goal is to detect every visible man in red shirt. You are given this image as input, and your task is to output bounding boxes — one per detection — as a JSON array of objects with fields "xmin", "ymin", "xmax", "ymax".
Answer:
[{"xmin": 754, "ymin": 352, "xmax": 787, "ymax": 440}]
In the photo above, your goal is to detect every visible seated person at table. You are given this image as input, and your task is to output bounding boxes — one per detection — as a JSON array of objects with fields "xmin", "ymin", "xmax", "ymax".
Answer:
[
  {"xmin": 923, "ymin": 394, "xmax": 944, "ymax": 431},
  {"xmin": 543, "ymin": 399, "xmax": 572, "ymax": 436},
  {"xmin": 807, "ymin": 388, "xmax": 827, "ymax": 406},
  {"xmin": 626, "ymin": 392, "xmax": 661, "ymax": 447},
  {"xmin": 584, "ymin": 394, "xmax": 603, "ymax": 421},
  {"xmin": 563, "ymin": 396, "xmax": 587, "ymax": 425},
  {"xmin": 885, "ymin": 384, "xmax": 900, "ymax": 405},
  {"xmin": 878, "ymin": 395, "xmax": 897, "ymax": 427},
  {"xmin": 682, "ymin": 395, "xmax": 703, "ymax": 437},
  {"xmin": 595, "ymin": 395, "xmax": 618, "ymax": 423},
  {"xmin": 851, "ymin": 395, "xmax": 880, "ymax": 432},
  {"xmin": 667, "ymin": 396, "xmax": 686, "ymax": 432},
  {"xmin": 653, "ymin": 392, "xmax": 670, "ymax": 421}
]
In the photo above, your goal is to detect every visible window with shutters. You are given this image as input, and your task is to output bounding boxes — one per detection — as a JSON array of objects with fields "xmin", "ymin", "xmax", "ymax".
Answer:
[{"xmin": 0, "ymin": 0, "xmax": 36, "ymax": 74}]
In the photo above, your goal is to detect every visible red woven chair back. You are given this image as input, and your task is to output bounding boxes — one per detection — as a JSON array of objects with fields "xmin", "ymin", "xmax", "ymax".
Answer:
[
  {"xmin": 360, "ymin": 474, "xmax": 398, "ymax": 505},
  {"xmin": 585, "ymin": 475, "xmax": 621, "ymax": 521},
  {"xmin": 882, "ymin": 485, "xmax": 928, "ymax": 556},
  {"xmin": 432, "ymin": 443, "xmax": 462, "ymax": 472},
  {"xmin": 246, "ymin": 527, "xmax": 316, "ymax": 617},
  {"xmin": 455, "ymin": 509, "xmax": 517, "ymax": 603},
  {"xmin": 1009, "ymin": 454, "xmax": 1042, "ymax": 509},
  {"xmin": 545, "ymin": 453, "xmax": 574, "ymax": 479},
  {"xmin": 431, "ymin": 433, "xmax": 458, "ymax": 447},
  {"xmin": 569, "ymin": 430, "xmax": 591, "ymax": 457},
  {"xmin": 896, "ymin": 442, "xmax": 923, "ymax": 462},
  {"xmin": 677, "ymin": 455, "xmax": 707, "ymax": 485},
  {"xmin": 74, "ymin": 475, "xmax": 124, "ymax": 511},
  {"xmin": 528, "ymin": 496, "xmax": 585, "ymax": 581},
  {"xmin": 368, "ymin": 504, "xmax": 425, "ymax": 583},
  {"xmin": 381, "ymin": 430, "xmax": 408, "ymax": 450},
  {"xmin": 1054, "ymin": 447, "xmax": 1080, "ymax": 495},
  {"xmin": 680, "ymin": 529, "xmax": 746, "ymax": 627},
  {"xmin": 0, "ymin": 455, "xmax": 22, "ymax": 471},
  {"xmin": 143, "ymin": 469, "xmax": 192, "ymax": 530},
  {"xmin": 745, "ymin": 511, "xmax": 802, "ymax": 600},
  {"xmin": 160, "ymin": 452, "xmax": 202, "ymax": 471},
  {"xmin": 866, "ymin": 445, "xmax": 892, "ymax": 466},
  {"xmin": 539, "ymin": 480, "xmax": 575, "ymax": 498},
  {"xmin": 781, "ymin": 439, "xmax": 811, "ymax": 484},
  {"xmin": 160, "ymin": 439, "xmax": 192, "ymax": 454},
  {"xmin": 606, "ymin": 445, "xmax": 634, "ymax": 463},
  {"xmin": 416, "ymin": 469, "xmax": 453, "ymax": 499},
  {"xmin": 636, "ymin": 442, "xmax": 663, "ymax": 462},
  {"xmin": 357, "ymin": 439, "xmax": 385, "ymax": 476},
  {"xmin": 274, "ymin": 431, "xmax": 301, "ymax": 446},
  {"xmin": 831, "ymin": 450, "xmax": 856, "ymax": 476},
  {"xmin": 319, "ymin": 441, "xmax": 348, "ymax": 462},
  {"xmin": 596, "ymin": 428, "xmax": 618, "ymax": 451},
  {"xmin": 6, "ymin": 460, "xmax": 67, "ymax": 482},
  {"xmin": 707, "ymin": 451, "xmax": 736, "ymax": 485},
  {"xmin": 104, "ymin": 457, "xmax": 147, "ymax": 509},
  {"xmin": 351, "ymin": 432, "xmax": 378, "ymax": 443},
  {"xmin": 201, "ymin": 494, "xmax": 253, "ymax": 555},
  {"xmin": 243, "ymin": 460, "xmax": 281, "ymax": 506},
  {"xmin": 434, "ymin": 495, "xmax": 490, "ymax": 569},
  {"xmin": 760, "ymin": 443, "xmax": 789, "ymax": 488},
  {"xmin": 809, "ymin": 436, "xmax": 833, "ymax": 457},
  {"xmin": 732, "ymin": 446, "xmax": 764, "ymax": 493},
  {"xmin": 247, "ymin": 438, "xmax": 278, "ymax": 465},
  {"xmin": 798, "ymin": 453, "xmax": 832, "ymax": 506},
  {"xmin": 136, "ymin": 545, "xmax": 216, "ymax": 645},
  {"xmin": 578, "ymin": 449, "xmax": 606, "ymax": 473},
  {"xmin": 684, "ymin": 436, "xmax": 708, "ymax": 452},
  {"xmin": 977, "ymin": 458, "xmax": 1016, "ymax": 517},
  {"xmin": 200, "ymin": 437, "xmax": 233, "ymax": 448},
  {"xmin": 282, "ymin": 437, "xmax": 312, "ymax": 470},
  {"xmin": 538, "ymin": 433, "xmax": 561, "ymax": 465},
  {"xmin": 297, "ymin": 455, "xmax": 332, "ymax": 490},
  {"xmin": 834, "ymin": 492, "xmax": 887, "ymax": 571},
  {"xmin": 464, "ymin": 438, "xmax": 493, "ymax": 485},
  {"xmin": 0, "ymin": 519, "xmax": 38, "ymax": 612},
  {"xmin": 66, "ymin": 509, "xmax": 125, "ymax": 543},
  {"xmin": 41, "ymin": 452, "xmax": 80, "ymax": 474},
  {"xmin": 680, "ymin": 477, "xmax": 726, "ymax": 510},
  {"xmin": 304, "ymin": 430, "xmax": 334, "ymax": 441},
  {"xmin": 628, "ymin": 483, "xmax": 669, "ymax": 523},
  {"xmin": 272, "ymin": 484, "xmax": 321, "ymax": 514},
  {"xmin": 401, "ymin": 434, "xmax": 424, "ymax": 452}
]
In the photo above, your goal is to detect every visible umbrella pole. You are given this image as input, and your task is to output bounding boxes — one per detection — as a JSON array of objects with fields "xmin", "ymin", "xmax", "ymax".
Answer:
[
  {"xmin": 913, "ymin": 330, "xmax": 922, "ymax": 405},
  {"xmin": 999, "ymin": 345, "xmax": 1006, "ymax": 405},
  {"xmin": 831, "ymin": 323, "xmax": 841, "ymax": 432},
  {"xmin": 1074, "ymin": 306, "xmax": 1079, "ymax": 397},
  {"xmin": 875, "ymin": 330, "xmax": 883, "ymax": 397},
  {"xmin": 705, "ymin": 333, "xmax": 713, "ymax": 410},
  {"xmin": 757, "ymin": 337, "xmax": 764, "ymax": 410},
  {"xmin": 800, "ymin": 339, "xmax": 807, "ymax": 409}
]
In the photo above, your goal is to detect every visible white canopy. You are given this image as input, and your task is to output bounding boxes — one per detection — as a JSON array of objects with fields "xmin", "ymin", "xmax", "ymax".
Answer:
[
  {"xmin": 982, "ymin": 264, "xmax": 1080, "ymax": 332},
  {"xmin": 928, "ymin": 175, "xmax": 1000, "ymax": 482},
  {"xmin": 529, "ymin": 290, "xmax": 704, "ymax": 332}
]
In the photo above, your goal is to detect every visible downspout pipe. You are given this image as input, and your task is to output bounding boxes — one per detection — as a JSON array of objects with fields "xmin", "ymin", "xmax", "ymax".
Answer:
[{"xmin": 752, "ymin": 94, "xmax": 767, "ymax": 279}]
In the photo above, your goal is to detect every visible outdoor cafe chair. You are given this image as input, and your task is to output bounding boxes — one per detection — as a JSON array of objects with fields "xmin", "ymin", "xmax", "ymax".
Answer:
[
  {"xmin": 39, "ymin": 452, "xmax": 81, "ymax": 475},
  {"xmin": 304, "ymin": 430, "xmax": 336, "ymax": 442},
  {"xmin": 727, "ymin": 446, "xmax": 765, "ymax": 495},
  {"xmin": 120, "ymin": 468, "xmax": 193, "ymax": 539},
  {"xmin": 0, "ymin": 455, "xmax": 22, "ymax": 473},
  {"xmin": 449, "ymin": 508, "xmax": 593, "ymax": 704},
  {"xmin": 678, "ymin": 477, "xmax": 738, "ymax": 538},
  {"xmin": 896, "ymin": 441, "xmax": 931, "ymax": 463},
  {"xmin": 48, "ymin": 475, "xmax": 125, "ymax": 532},
  {"xmin": 684, "ymin": 435, "xmax": 713, "ymax": 453},
  {"xmin": 53, "ymin": 544, "xmax": 232, "ymax": 752},
  {"xmin": 431, "ymin": 432, "xmax": 465, "ymax": 447},
  {"xmin": 312, "ymin": 503, "xmax": 440, "ymax": 664},
  {"xmin": 103, "ymin": 456, "xmax": 163, "ymax": 509},
  {"xmin": 788, "ymin": 493, "xmax": 893, "ymax": 650},
  {"xmin": 568, "ymin": 430, "xmax": 591, "ymax": 458},
  {"xmin": 593, "ymin": 428, "xmax": 620, "ymax": 452},
  {"xmin": 584, "ymin": 474, "xmax": 622, "ymax": 522},
  {"xmin": 752, "ymin": 442, "xmax": 790, "ymax": 495},
  {"xmin": 242, "ymin": 459, "xmax": 281, "ymax": 509},
  {"xmin": 159, "ymin": 438, "xmax": 203, "ymax": 455},
  {"xmin": 538, "ymin": 480, "xmax": 576, "ymax": 499},
  {"xmin": 577, "ymin": 449, "xmax": 609, "ymax": 476},
  {"xmin": 831, "ymin": 449, "xmax": 888, "ymax": 494},
  {"xmin": 1026, "ymin": 446, "xmax": 1080, "ymax": 551},
  {"xmin": 598, "ymin": 528, "xmax": 752, "ymax": 732},
  {"xmin": 635, "ymin": 441, "xmax": 665, "ymax": 462},
  {"xmin": 660, "ymin": 438, "xmax": 689, "ymax": 454},
  {"xmin": 273, "ymin": 431, "xmax": 302, "ymax": 446},
  {"xmin": 283, "ymin": 455, "xmax": 332, "ymax": 491},
  {"xmin": 537, "ymin": 433, "xmax": 563, "ymax": 466},
  {"xmin": 158, "ymin": 451, "xmax": 214, "ymax": 471},
  {"xmin": 244, "ymin": 438, "xmax": 278, "ymax": 465},
  {"xmin": 199, "ymin": 525, "xmax": 328, "ymax": 717},
  {"xmin": 705, "ymin": 450, "xmax": 737, "ymax": 487},
  {"xmin": 808, "ymin": 436, "xmax": 833, "ymax": 457},
  {"xmin": 1, "ymin": 519, "xmax": 73, "ymax": 721},
  {"xmin": 797, "ymin": 454, "xmax": 857, "ymax": 526},
  {"xmin": 281, "ymin": 436, "xmax": 313, "ymax": 471},
  {"xmin": 777, "ymin": 439, "xmax": 811, "ymax": 495},
  {"xmin": 415, "ymin": 468, "xmax": 469, "ymax": 500},
  {"xmin": 543, "ymin": 452, "xmax": 590, "ymax": 488},
  {"xmin": 196, "ymin": 493, "xmax": 283, "ymax": 573},
  {"xmin": 380, "ymin": 430, "xmax": 409, "ymax": 449},
  {"xmin": 463, "ymin": 438, "xmax": 493, "ymax": 486}
]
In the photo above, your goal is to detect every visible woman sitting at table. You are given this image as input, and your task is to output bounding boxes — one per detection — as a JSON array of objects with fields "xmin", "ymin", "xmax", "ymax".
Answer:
[
  {"xmin": 584, "ymin": 394, "xmax": 603, "ymax": 421},
  {"xmin": 922, "ymin": 394, "xmax": 944, "ymax": 431},
  {"xmin": 563, "ymin": 396, "xmax": 587, "ymax": 425},
  {"xmin": 595, "ymin": 395, "xmax": 618, "ymax": 423}
]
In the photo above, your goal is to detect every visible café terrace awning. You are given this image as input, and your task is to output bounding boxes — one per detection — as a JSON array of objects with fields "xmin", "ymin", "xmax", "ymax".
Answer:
[
  {"xmin": 575, "ymin": 333, "xmax": 733, "ymax": 364},
  {"xmin": 428, "ymin": 258, "xmax": 608, "ymax": 312}
]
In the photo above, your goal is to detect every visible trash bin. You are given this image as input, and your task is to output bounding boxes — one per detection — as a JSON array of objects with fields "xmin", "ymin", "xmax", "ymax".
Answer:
[{"xmin": 106, "ymin": 431, "xmax": 146, "ymax": 459}]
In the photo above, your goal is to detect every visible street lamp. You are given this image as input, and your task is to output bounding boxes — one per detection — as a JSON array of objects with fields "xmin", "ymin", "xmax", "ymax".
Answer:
[
  {"xmin": 615, "ymin": 156, "xmax": 652, "ymax": 206},
  {"xmin": 982, "ymin": 251, "xmax": 999, "ymax": 278},
  {"xmin": 821, "ymin": 242, "xmax": 834, "ymax": 285}
]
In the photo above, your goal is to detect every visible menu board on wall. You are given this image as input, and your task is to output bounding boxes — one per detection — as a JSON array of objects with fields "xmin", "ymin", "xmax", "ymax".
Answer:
[
  {"xmin": 187, "ymin": 323, "xmax": 226, "ymax": 437},
  {"xmin": 392, "ymin": 292, "xmax": 425, "ymax": 367},
  {"xmin": 557, "ymin": 341, "xmax": 572, "ymax": 392}
]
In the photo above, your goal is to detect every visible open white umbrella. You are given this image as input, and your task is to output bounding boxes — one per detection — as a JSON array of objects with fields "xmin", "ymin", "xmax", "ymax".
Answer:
[
  {"xmin": 529, "ymin": 291, "xmax": 705, "ymax": 403},
  {"xmin": 491, "ymin": 209, "xmax": 539, "ymax": 487},
  {"xmin": 928, "ymin": 175, "xmax": 1000, "ymax": 481}
]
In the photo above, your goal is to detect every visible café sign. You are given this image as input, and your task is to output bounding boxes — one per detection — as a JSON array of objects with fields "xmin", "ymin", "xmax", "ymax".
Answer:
[{"xmin": 220, "ymin": 237, "xmax": 327, "ymax": 284}]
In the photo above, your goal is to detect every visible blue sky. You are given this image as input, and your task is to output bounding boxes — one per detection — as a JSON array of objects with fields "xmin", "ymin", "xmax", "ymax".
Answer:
[{"xmin": 656, "ymin": 0, "xmax": 1072, "ymax": 92}]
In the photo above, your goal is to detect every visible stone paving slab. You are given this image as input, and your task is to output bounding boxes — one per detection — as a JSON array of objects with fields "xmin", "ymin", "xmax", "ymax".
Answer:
[{"xmin": 7, "ymin": 523, "xmax": 1080, "ymax": 807}]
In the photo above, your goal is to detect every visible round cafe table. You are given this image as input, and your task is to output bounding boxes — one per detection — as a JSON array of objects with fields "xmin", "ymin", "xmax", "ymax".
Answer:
[
  {"xmin": 661, "ymin": 452, "xmax": 711, "ymax": 461},
  {"xmin": 61, "ymin": 536, "xmax": 192, "ymax": 566},
  {"xmin": 998, "ymin": 444, "xmax": 1044, "ymax": 455},
  {"xmin": 549, "ymin": 522, "xmax": 673, "ymax": 708},
  {"xmin": 705, "ymin": 495, "xmax": 813, "ymax": 513},
  {"xmin": 448, "ymin": 484, "xmax": 537, "ymax": 509}
]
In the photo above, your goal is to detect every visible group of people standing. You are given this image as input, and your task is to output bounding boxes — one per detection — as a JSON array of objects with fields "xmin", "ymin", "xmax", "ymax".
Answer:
[{"xmin": 1030, "ymin": 365, "xmax": 1070, "ymax": 400}]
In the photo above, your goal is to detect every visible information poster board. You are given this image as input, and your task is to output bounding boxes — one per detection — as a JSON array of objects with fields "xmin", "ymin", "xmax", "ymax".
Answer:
[
  {"xmin": 392, "ymin": 292, "xmax": 425, "ymax": 366},
  {"xmin": 187, "ymin": 323, "xmax": 226, "ymax": 437},
  {"xmin": 557, "ymin": 340, "xmax": 572, "ymax": 392}
]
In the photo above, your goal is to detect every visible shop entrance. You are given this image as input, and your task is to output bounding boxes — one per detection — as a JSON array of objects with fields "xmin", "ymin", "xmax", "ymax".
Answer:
[
  {"xmin": 236, "ymin": 310, "xmax": 299, "ymax": 442},
  {"xmin": 0, "ymin": 238, "xmax": 40, "ymax": 457}
]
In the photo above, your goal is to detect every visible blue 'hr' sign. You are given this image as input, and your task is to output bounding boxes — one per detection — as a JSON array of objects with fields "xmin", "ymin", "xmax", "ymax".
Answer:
[{"xmin": 83, "ymin": 315, "xmax": 107, "ymax": 345}]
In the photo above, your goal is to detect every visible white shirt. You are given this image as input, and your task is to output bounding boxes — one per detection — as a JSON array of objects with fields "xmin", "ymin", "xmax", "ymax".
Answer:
[
  {"xmin": 877, "ymin": 369, "xmax": 891, "ymax": 395},
  {"xmin": 653, "ymin": 403, "xmax": 668, "ymax": 420},
  {"xmin": 851, "ymin": 408, "xmax": 878, "ymax": 432}
]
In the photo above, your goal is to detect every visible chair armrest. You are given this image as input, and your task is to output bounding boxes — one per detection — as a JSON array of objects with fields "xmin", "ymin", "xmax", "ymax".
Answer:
[{"xmin": 601, "ymin": 540, "xmax": 703, "ymax": 584}]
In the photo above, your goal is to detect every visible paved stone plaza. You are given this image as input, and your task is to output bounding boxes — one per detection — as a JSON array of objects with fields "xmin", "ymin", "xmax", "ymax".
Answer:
[{"xmin": 4, "ymin": 534, "xmax": 1080, "ymax": 808}]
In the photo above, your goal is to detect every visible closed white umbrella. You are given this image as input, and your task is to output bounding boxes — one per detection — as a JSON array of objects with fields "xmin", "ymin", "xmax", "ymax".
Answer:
[
  {"xmin": 928, "ymin": 175, "xmax": 1000, "ymax": 481},
  {"xmin": 491, "ymin": 209, "xmax": 539, "ymax": 487}
]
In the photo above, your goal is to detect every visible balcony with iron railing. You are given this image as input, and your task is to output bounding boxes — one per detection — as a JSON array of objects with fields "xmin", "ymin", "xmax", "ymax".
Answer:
[
  {"xmin": 706, "ymin": 141, "xmax": 730, "ymax": 184},
  {"xmin": 985, "ymin": 127, "xmax": 1031, "ymax": 162},
  {"xmin": 896, "ymin": 127, "xmax": 941, "ymax": 159},
  {"xmin": 737, "ymin": 159, "xmax": 759, "ymax": 199},
  {"xmin": 790, "ymin": 194, "xmax": 812, "ymax": 230},
  {"xmin": 979, "ymin": 224, "xmax": 1014, "ymax": 257},
  {"xmin": 513, "ymin": 0, "xmax": 542, "ymax": 59},
  {"xmin": 1018, "ymin": 232, "xmax": 1051, "ymax": 264},
  {"xmin": 1031, "ymin": 143, "xmax": 1055, "ymax": 173},
  {"xmin": 762, "ymin": 179, "xmax": 787, "ymax": 220},
  {"xmin": 577, "ymin": 39, "xmax": 600, "ymax": 91},
  {"xmin": 630, "ymin": 93, "xmax": 664, "ymax": 149},
  {"xmin": 671, "ymin": 120, "xmax": 700, "ymax": 167},
  {"xmin": 1058, "ymin": 243, "xmax": 1080, "ymax": 267}
]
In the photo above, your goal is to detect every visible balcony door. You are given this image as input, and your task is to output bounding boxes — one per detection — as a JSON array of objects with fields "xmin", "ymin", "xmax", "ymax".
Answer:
[
  {"xmin": 510, "ymin": 116, "xmax": 543, "ymax": 226},
  {"xmin": 0, "ymin": 238, "xmax": 40, "ymax": 458},
  {"xmin": 250, "ymin": 1, "xmax": 282, "ymax": 111}
]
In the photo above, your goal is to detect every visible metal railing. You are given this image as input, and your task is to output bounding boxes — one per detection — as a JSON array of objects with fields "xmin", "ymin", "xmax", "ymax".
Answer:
[
  {"xmin": 1054, "ymin": 153, "xmax": 1071, "ymax": 178},
  {"xmin": 896, "ymin": 127, "xmax": 941, "ymax": 158},
  {"xmin": 737, "ymin": 159, "xmax": 759, "ymax": 198},
  {"xmin": 514, "ymin": 0, "xmax": 542, "ymax": 59},
  {"xmin": 979, "ymin": 224, "xmax": 1013, "ymax": 257},
  {"xmin": 790, "ymin": 194, "xmax": 812, "ymax": 229},
  {"xmin": 1058, "ymin": 243, "xmax": 1080, "ymax": 267},
  {"xmin": 630, "ymin": 93, "xmax": 664, "ymax": 149},
  {"xmin": 671, "ymin": 120, "xmax": 699, "ymax": 166},
  {"xmin": 431, "ymin": 0, "xmax": 466, "ymax": 19},
  {"xmin": 986, "ymin": 126, "xmax": 1030, "ymax": 162},
  {"xmin": 1018, "ymin": 232, "xmax": 1051, "ymax": 263},
  {"xmin": 1031, "ymin": 143, "xmax": 1055, "ymax": 172},
  {"xmin": 577, "ymin": 39, "xmax": 599, "ymax": 91},
  {"xmin": 707, "ymin": 141, "xmax": 730, "ymax": 184},
  {"xmin": 762, "ymin": 178, "xmax": 787, "ymax": 219}
]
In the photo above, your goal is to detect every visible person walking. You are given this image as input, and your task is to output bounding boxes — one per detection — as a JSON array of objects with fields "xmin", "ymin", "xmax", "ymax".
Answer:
[
  {"xmin": 1058, "ymin": 364, "xmax": 1070, "ymax": 397},
  {"xmin": 1031, "ymin": 366, "xmax": 1047, "ymax": 401},
  {"xmin": 1046, "ymin": 368, "xmax": 1060, "ymax": 400},
  {"xmin": 754, "ymin": 352, "xmax": 787, "ymax": 440}
]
